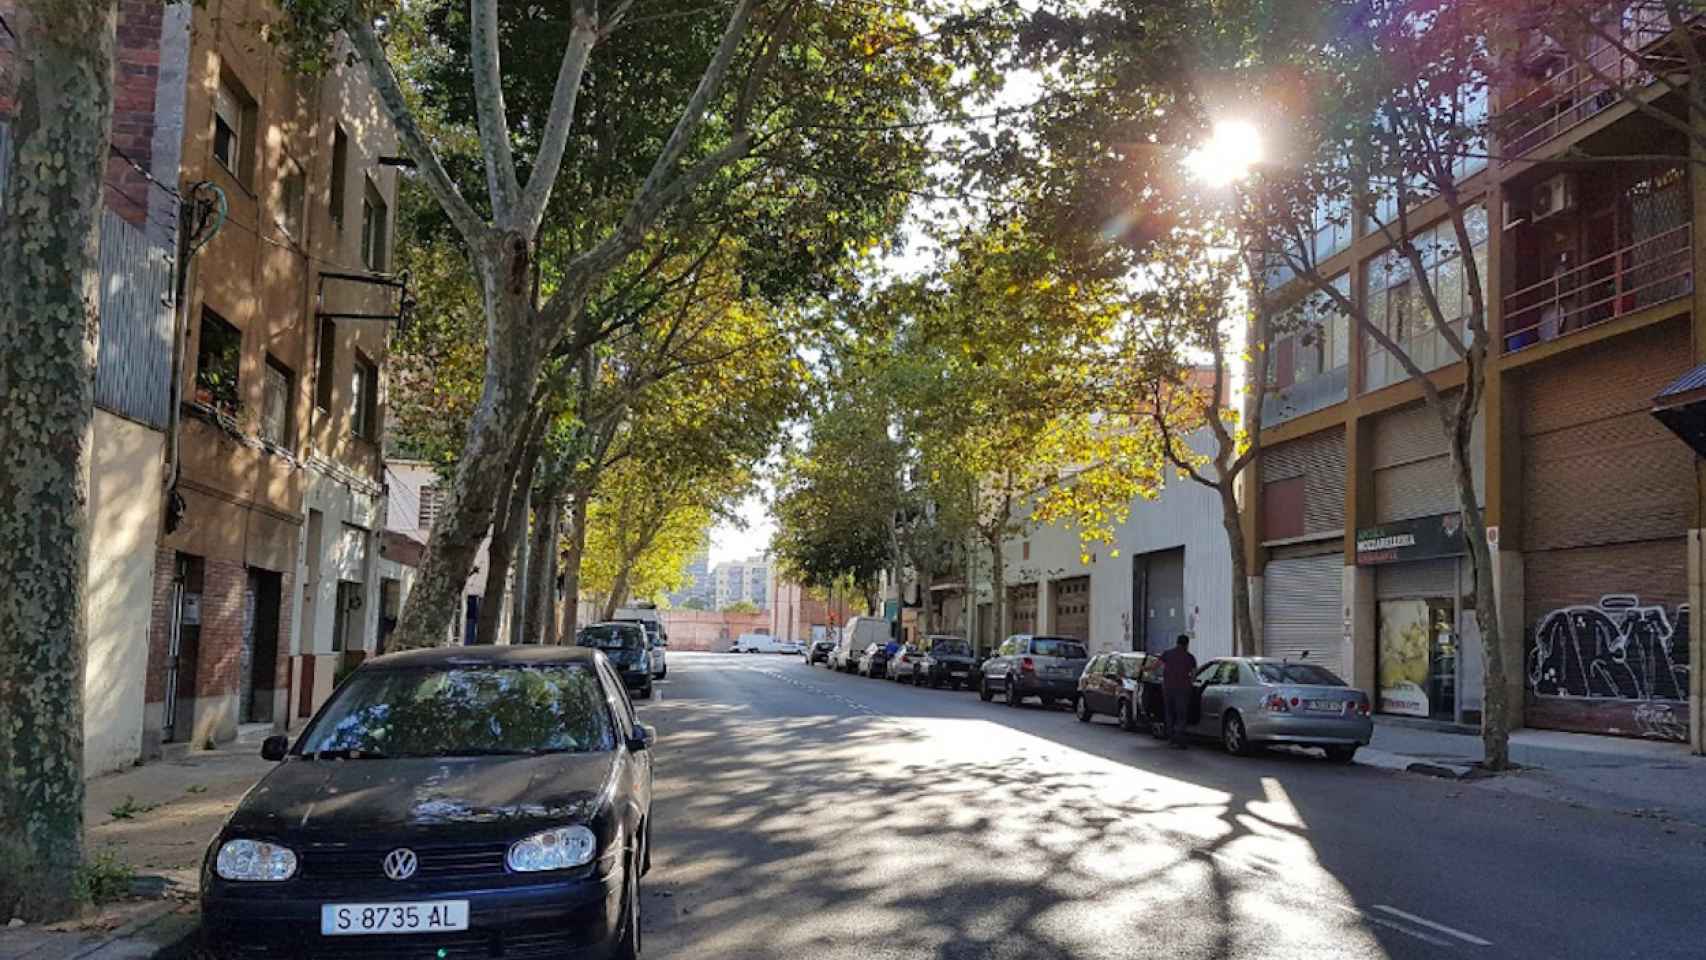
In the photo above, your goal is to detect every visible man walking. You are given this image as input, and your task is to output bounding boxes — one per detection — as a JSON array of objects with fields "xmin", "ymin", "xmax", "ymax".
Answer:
[{"xmin": 1158, "ymin": 634, "xmax": 1198, "ymax": 749}]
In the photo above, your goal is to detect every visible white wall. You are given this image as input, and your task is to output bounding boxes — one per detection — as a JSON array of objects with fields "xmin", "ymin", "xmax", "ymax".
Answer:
[
  {"xmin": 85, "ymin": 410, "xmax": 165, "ymax": 776},
  {"xmin": 992, "ymin": 437, "xmax": 1236, "ymax": 661},
  {"xmin": 298, "ymin": 468, "xmax": 383, "ymax": 657}
]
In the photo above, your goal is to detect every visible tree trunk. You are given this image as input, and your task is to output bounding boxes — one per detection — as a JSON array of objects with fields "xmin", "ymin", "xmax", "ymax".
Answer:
[
  {"xmin": 523, "ymin": 490, "xmax": 563, "ymax": 643},
  {"xmin": 558, "ymin": 488, "xmax": 591, "ymax": 640},
  {"xmin": 474, "ymin": 425, "xmax": 545, "ymax": 647},
  {"xmin": 1220, "ymin": 484, "xmax": 1257, "ymax": 656},
  {"xmin": 603, "ymin": 567, "xmax": 633, "ymax": 621},
  {"xmin": 392, "ymin": 237, "xmax": 549, "ymax": 649},
  {"xmin": 987, "ymin": 534, "xmax": 1006, "ymax": 658},
  {"xmin": 542, "ymin": 500, "xmax": 563, "ymax": 647},
  {"xmin": 0, "ymin": 0, "xmax": 117, "ymax": 921},
  {"xmin": 918, "ymin": 567, "xmax": 933, "ymax": 637},
  {"xmin": 508, "ymin": 481, "xmax": 533, "ymax": 646},
  {"xmin": 1449, "ymin": 394, "xmax": 1510, "ymax": 770}
]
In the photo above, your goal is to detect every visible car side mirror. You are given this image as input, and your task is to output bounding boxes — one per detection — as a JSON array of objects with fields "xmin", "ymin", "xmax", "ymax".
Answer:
[
  {"xmin": 627, "ymin": 723, "xmax": 657, "ymax": 753},
  {"xmin": 260, "ymin": 735, "xmax": 289, "ymax": 762}
]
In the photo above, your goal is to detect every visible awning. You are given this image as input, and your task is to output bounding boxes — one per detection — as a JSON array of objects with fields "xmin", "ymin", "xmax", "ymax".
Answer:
[{"xmin": 1652, "ymin": 362, "xmax": 1706, "ymax": 459}]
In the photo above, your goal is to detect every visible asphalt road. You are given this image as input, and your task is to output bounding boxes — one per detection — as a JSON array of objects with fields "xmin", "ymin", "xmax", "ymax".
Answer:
[{"xmin": 635, "ymin": 652, "xmax": 1706, "ymax": 960}]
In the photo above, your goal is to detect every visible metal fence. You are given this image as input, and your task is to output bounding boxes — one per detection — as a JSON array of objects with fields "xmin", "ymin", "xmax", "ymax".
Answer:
[{"xmin": 96, "ymin": 207, "xmax": 176, "ymax": 428}]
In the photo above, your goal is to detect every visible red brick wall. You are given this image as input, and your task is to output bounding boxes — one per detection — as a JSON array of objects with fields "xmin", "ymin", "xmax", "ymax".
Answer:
[
  {"xmin": 145, "ymin": 546, "xmax": 177, "ymax": 705},
  {"xmin": 0, "ymin": 0, "xmax": 166, "ymax": 229},
  {"xmin": 193, "ymin": 557, "xmax": 245, "ymax": 699}
]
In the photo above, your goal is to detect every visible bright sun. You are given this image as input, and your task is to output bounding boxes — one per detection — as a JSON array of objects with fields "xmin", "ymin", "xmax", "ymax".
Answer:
[{"xmin": 1185, "ymin": 120, "xmax": 1264, "ymax": 187}]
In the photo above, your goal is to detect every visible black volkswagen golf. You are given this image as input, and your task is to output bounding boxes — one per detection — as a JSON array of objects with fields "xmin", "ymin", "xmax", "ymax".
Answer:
[{"xmin": 199, "ymin": 646, "xmax": 655, "ymax": 960}]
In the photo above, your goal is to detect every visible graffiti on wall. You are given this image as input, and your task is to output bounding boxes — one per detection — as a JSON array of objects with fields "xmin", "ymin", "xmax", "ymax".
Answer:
[{"xmin": 1527, "ymin": 595, "xmax": 1690, "ymax": 712}]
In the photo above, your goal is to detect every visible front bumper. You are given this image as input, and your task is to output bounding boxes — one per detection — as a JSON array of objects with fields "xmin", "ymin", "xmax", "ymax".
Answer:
[
  {"xmin": 1245, "ymin": 713, "xmax": 1373, "ymax": 746},
  {"xmin": 619, "ymin": 667, "xmax": 651, "ymax": 689},
  {"xmin": 200, "ymin": 868, "xmax": 623, "ymax": 960}
]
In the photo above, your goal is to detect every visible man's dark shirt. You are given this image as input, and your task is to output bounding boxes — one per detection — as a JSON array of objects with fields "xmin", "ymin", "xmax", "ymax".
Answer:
[{"xmin": 1159, "ymin": 647, "xmax": 1198, "ymax": 690}]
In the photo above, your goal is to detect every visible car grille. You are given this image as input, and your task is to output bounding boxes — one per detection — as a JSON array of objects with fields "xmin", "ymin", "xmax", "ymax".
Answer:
[
  {"xmin": 217, "ymin": 924, "xmax": 593, "ymax": 960},
  {"xmin": 299, "ymin": 842, "xmax": 511, "ymax": 881}
]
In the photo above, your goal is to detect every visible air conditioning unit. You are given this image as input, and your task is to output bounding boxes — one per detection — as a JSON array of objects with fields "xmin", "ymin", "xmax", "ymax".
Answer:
[{"xmin": 1531, "ymin": 174, "xmax": 1577, "ymax": 222}]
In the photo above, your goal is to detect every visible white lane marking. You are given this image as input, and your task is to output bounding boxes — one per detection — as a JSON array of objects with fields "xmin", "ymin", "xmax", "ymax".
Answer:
[
  {"xmin": 1374, "ymin": 905, "xmax": 1493, "ymax": 946},
  {"xmin": 1363, "ymin": 913, "xmax": 1456, "ymax": 948}
]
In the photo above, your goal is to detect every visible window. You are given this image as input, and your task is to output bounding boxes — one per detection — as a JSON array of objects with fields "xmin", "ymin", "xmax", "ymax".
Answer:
[
  {"xmin": 1363, "ymin": 207, "xmax": 1489, "ymax": 391},
  {"xmin": 195, "ymin": 310, "xmax": 242, "ymax": 416},
  {"xmin": 261, "ymin": 355, "xmax": 293, "ymax": 448},
  {"xmin": 1031, "ymin": 638, "xmax": 1087, "ymax": 659},
  {"xmin": 1253, "ymin": 662, "xmax": 1347, "ymax": 686},
  {"xmin": 278, "ymin": 157, "xmax": 305, "ymax": 241},
  {"xmin": 212, "ymin": 68, "xmax": 257, "ymax": 185},
  {"xmin": 330, "ymin": 126, "xmax": 349, "ymax": 229},
  {"xmin": 361, "ymin": 177, "xmax": 389, "ymax": 271},
  {"xmin": 351, "ymin": 352, "xmax": 378, "ymax": 439},
  {"xmin": 417, "ymin": 484, "xmax": 441, "ymax": 529},
  {"xmin": 315, "ymin": 317, "xmax": 336, "ymax": 410},
  {"xmin": 1195, "ymin": 662, "xmax": 1222, "ymax": 684}
]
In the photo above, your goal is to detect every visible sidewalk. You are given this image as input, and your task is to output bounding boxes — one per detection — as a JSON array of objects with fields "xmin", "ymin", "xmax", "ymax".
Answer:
[
  {"xmin": 1359, "ymin": 719, "xmax": 1706, "ymax": 827},
  {"xmin": 1, "ymin": 732, "xmax": 275, "ymax": 959}
]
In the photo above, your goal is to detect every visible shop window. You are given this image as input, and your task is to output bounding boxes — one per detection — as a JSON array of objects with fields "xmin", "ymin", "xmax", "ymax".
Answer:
[
  {"xmin": 315, "ymin": 317, "xmax": 335, "ymax": 411},
  {"xmin": 351, "ymin": 352, "xmax": 378, "ymax": 439},
  {"xmin": 195, "ymin": 309, "xmax": 242, "ymax": 416},
  {"xmin": 213, "ymin": 67, "xmax": 258, "ymax": 186},
  {"xmin": 261, "ymin": 355, "xmax": 293, "ymax": 449},
  {"xmin": 329, "ymin": 125, "xmax": 349, "ymax": 229},
  {"xmin": 361, "ymin": 177, "xmax": 389, "ymax": 271}
]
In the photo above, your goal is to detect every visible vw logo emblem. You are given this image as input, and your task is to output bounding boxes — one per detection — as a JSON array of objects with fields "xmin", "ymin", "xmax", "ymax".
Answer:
[{"xmin": 383, "ymin": 848, "xmax": 418, "ymax": 881}]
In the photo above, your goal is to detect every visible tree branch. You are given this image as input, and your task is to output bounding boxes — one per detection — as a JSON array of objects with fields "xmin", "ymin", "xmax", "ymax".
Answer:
[
  {"xmin": 470, "ymin": 0, "xmax": 521, "ymax": 221},
  {"xmin": 514, "ymin": 0, "xmax": 600, "ymax": 232}
]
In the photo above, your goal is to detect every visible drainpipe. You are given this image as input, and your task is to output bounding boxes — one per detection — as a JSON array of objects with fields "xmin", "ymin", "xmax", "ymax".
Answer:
[{"xmin": 163, "ymin": 182, "xmax": 225, "ymax": 499}]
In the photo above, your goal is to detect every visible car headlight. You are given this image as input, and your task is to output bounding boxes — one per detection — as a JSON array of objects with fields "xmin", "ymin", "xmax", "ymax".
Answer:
[
  {"xmin": 215, "ymin": 839, "xmax": 298, "ymax": 881},
  {"xmin": 507, "ymin": 825, "xmax": 598, "ymax": 873}
]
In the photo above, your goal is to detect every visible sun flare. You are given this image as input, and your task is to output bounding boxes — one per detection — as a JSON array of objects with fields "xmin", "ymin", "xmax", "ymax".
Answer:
[{"xmin": 1185, "ymin": 120, "xmax": 1264, "ymax": 187}]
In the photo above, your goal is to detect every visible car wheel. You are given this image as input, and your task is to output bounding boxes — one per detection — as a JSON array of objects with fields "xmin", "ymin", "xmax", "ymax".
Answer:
[
  {"xmin": 1005, "ymin": 676, "xmax": 1023, "ymax": 708},
  {"xmin": 638, "ymin": 683, "xmax": 653, "ymax": 700},
  {"xmin": 1325, "ymin": 745, "xmax": 1358, "ymax": 764},
  {"xmin": 1222, "ymin": 711, "xmax": 1252, "ymax": 756},
  {"xmin": 1075, "ymin": 697, "xmax": 1092, "ymax": 723},
  {"xmin": 612, "ymin": 849, "xmax": 642, "ymax": 960},
  {"xmin": 659, "ymin": 667, "xmax": 667, "ymax": 680},
  {"xmin": 1118, "ymin": 699, "xmax": 1137, "ymax": 732},
  {"xmin": 1041, "ymin": 697, "xmax": 1057, "ymax": 710},
  {"xmin": 979, "ymin": 675, "xmax": 993, "ymax": 702}
]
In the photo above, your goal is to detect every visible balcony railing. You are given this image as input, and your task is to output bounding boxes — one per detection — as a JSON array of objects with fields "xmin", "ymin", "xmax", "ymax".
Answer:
[
  {"xmin": 1500, "ymin": 3, "xmax": 1690, "ymax": 157},
  {"xmin": 1503, "ymin": 222, "xmax": 1693, "ymax": 353},
  {"xmin": 1262, "ymin": 365, "xmax": 1349, "ymax": 426}
]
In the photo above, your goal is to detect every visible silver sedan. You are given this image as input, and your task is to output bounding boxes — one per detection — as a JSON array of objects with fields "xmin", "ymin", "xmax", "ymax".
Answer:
[{"xmin": 1182, "ymin": 658, "xmax": 1372, "ymax": 762}]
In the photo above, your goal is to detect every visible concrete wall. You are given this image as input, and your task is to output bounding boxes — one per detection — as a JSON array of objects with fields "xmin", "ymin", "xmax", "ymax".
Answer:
[
  {"xmin": 661, "ymin": 610, "xmax": 771, "ymax": 651},
  {"xmin": 994, "ymin": 440, "xmax": 1236, "ymax": 661},
  {"xmin": 85, "ymin": 410, "xmax": 166, "ymax": 775}
]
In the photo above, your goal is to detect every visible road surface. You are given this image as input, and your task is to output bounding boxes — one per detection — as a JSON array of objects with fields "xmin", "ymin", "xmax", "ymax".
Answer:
[{"xmin": 636, "ymin": 652, "xmax": 1706, "ymax": 959}]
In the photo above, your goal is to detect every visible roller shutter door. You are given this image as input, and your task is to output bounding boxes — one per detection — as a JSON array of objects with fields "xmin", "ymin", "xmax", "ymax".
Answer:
[
  {"xmin": 1262, "ymin": 429, "xmax": 1347, "ymax": 537},
  {"xmin": 1376, "ymin": 559, "xmax": 1458, "ymax": 600},
  {"xmin": 1372, "ymin": 395, "xmax": 1484, "ymax": 523},
  {"xmin": 1263, "ymin": 554, "xmax": 1344, "ymax": 678},
  {"xmin": 1051, "ymin": 576, "xmax": 1090, "ymax": 641},
  {"xmin": 1519, "ymin": 319, "xmax": 1693, "ymax": 739}
]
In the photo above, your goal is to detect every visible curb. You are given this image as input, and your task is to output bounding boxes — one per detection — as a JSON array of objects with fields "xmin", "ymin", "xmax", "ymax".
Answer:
[
  {"xmin": 79, "ymin": 904, "xmax": 197, "ymax": 960},
  {"xmin": 1355, "ymin": 748, "xmax": 1474, "ymax": 780}
]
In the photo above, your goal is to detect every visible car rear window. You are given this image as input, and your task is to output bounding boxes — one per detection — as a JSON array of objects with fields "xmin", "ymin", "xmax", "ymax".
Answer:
[
  {"xmin": 1253, "ymin": 662, "xmax": 1347, "ymax": 686},
  {"xmin": 1031, "ymin": 638, "xmax": 1087, "ymax": 659},
  {"xmin": 298, "ymin": 665, "xmax": 617, "ymax": 757},
  {"xmin": 931, "ymin": 640, "xmax": 970, "ymax": 656},
  {"xmin": 577, "ymin": 624, "xmax": 644, "ymax": 650}
]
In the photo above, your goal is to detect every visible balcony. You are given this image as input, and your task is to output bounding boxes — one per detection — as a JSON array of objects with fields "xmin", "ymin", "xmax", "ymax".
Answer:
[
  {"xmin": 1501, "ymin": 3, "xmax": 1695, "ymax": 157},
  {"xmin": 1262, "ymin": 365, "xmax": 1349, "ymax": 426},
  {"xmin": 1503, "ymin": 222, "xmax": 1693, "ymax": 353}
]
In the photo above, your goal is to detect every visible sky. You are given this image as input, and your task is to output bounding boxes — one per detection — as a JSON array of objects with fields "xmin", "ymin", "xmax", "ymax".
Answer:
[{"xmin": 709, "ymin": 492, "xmax": 775, "ymax": 565}]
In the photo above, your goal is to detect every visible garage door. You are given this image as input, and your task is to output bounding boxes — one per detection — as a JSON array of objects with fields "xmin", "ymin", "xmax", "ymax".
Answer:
[
  {"xmin": 1135, "ymin": 548, "xmax": 1186, "ymax": 653},
  {"xmin": 1006, "ymin": 583, "xmax": 1037, "ymax": 637},
  {"xmin": 1263, "ymin": 553, "xmax": 1344, "ymax": 678},
  {"xmin": 1051, "ymin": 576, "xmax": 1090, "ymax": 641}
]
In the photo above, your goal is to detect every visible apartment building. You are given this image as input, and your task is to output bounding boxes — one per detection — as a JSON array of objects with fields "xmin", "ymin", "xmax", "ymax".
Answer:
[
  {"xmin": 712, "ymin": 556, "xmax": 771, "ymax": 610},
  {"xmin": 1246, "ymin": 9, "xmax": 1704, "ymax": 748},
  {"xmin": 136, "ymin": 0, "xmax": 402, "ymax": 753}
]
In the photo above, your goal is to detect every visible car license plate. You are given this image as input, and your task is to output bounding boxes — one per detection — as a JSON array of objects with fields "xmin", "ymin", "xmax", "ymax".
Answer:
[
  {"xmin": 950, "ymin": 670, "xmax": 967, "ymax": 677},
  {"xmin": 1306, "ymin": 699, "xmax": 1341, "ymax": 712},
  {"xmin": 321, "ymin": 900, "xmax": 470, "ymax": 936}
]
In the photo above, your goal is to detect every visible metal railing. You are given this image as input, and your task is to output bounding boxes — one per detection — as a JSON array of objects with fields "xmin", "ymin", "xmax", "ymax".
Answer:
[
  {"xmin": 1502, "ymin": 222, "xmax": 1693, "ymax": 352},
  {"xmin": 1500, "ymin": 3, "xmax": 1691, "ymax": 157},
  {"xmin": 1262, "ymin": 364, "xmax": 1349, "ymax": 425}
]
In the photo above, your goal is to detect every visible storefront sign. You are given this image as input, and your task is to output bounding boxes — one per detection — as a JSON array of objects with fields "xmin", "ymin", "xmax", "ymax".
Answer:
[{"xmin": 1355, "ymin": 513, "xmax": 1465, "ymax": 566}]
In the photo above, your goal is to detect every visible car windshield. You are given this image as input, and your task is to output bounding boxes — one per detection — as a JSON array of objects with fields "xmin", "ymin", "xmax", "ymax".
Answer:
[
  {"xmin": 1031, "ymin": 638, "xmax": 1088, "ymax": 659},
  {"xmin": 577, "ymin": 624, "xmax": 643, "ymax": 650},
  {"xmin": 931, "ymin": 640, "xmax": 970, "ymax": 656},
  {"xmin": 1253, "ymin": 662, "xmax": 1347, "ymax": 686},
  {"xmin": 297, "ymin": 665, "xmax": 616, "ymax": 757}
]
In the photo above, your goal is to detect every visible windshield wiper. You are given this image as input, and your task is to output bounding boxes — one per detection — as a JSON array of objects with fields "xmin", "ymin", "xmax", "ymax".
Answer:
[{"xmin": 312, "ymin": 748, "xmax": 388, "ymax": 760}]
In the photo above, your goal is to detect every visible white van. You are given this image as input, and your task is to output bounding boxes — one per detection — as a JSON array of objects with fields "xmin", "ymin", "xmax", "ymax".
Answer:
[
  {"xmin": 730, "ymin": 632, "xmax": 784, "ymax": 654},
  {"xmin": 830, "ymin": 617, "xmax": 891, "ymax": 672},
  {"xmin": 613, "ymin": 605, "xmax": 666, "ymax": 678}
]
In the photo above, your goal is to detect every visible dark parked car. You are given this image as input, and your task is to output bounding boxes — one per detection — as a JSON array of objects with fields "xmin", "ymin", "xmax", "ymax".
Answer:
[
  {"xmin": 919, "ymin": 636, "xmax": 977, "ymax": 689},
  {"xmin": 1076, "ymin": 652, "xmax": 1161, "ymax": 731},
  {"xmin": 199, "ymin": 645, "xmax": 655, "ymax": 960},
  {"xmin": 805, "ymin": 638, "xmax": 836, "ymax": 665},
  {"xmin": 578, "ymin": 621, "xmax": 653, "ymax": 699},
  {"xmin": 857, "ymin": 642, "xmax": 892, "ymax": 678},
  {"xmin": 978, "ymin": 634, "xmax": 1090, "ymax": 707}
]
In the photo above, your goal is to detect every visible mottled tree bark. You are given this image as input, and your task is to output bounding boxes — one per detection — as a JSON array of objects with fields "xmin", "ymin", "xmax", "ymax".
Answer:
[
  {"xmin": 508, "ymin": 481, "xmax": 534, "ymax": 646},
  {"xmin": 474, "ymin": 415, "xmax": 546, "ymax": 647},
  {"xmin": 523, "ymin": 489, "xmax": 563, "ymax": 643},
  {"xmin": 558, "ymin": 488, "xmax": 591, "ymax": 640},
  {"xmin": 0, "ymin": 0, "xmax": 117, "ymax": 921}
]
